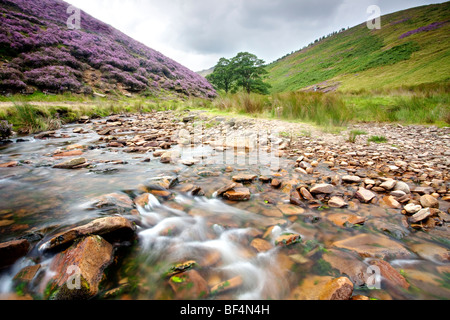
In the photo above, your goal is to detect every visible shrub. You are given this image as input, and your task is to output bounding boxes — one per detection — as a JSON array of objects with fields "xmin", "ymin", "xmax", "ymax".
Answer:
[{"xmin": 368, "ymin": 136, "xmax": 388, "ymax": 144}]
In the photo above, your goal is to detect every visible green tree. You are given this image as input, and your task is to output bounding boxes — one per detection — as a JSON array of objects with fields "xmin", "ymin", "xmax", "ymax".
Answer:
[
  {"xmin": 206, "ymin": 52, "xmax": 271, "ymax": 95},
  {"xmin": 206, "ymin": 58, "xmax": 235, "ymax": 94},
  {"xmin": 231, "ymin": 52, "xmax": 271, "ymax": 94}
]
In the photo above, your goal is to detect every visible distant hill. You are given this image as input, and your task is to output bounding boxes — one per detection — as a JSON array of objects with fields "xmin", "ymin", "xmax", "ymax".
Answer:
[
  {"xmin": 266, "ymin": 2, "xmax": 450, "ymax": 93},
  {"xmin": 0, "ymin": 0, "xmax": 216, "ymax": 98},
  {"xmin": 196, "ymin": 67, "xmax": 215, "ymax": 78}
]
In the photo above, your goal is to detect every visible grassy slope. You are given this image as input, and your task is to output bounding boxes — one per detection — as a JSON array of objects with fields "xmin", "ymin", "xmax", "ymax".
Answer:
[{"xmin": 266, "ymin": 3, "xmax": 450, "ymax": 92}]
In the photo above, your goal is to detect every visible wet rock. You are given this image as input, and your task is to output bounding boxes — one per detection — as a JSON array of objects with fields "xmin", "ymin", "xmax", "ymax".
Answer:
[
  {"xmin": 277, "ymin": 204, "xmax": 305, "ymax": 216},
  {"xmin": 404, "ymin": 203, "xmax": 422, "ymax": 214},
  {"xmin": 410, "ymin": 243, "xmax": 449, "ymax": 263},
  {"xmin": 310, "ymin": 184, "xmax": 334, "ymax": 194},
  {"xmin": 180, "ymin": 158, "xmax": 199, "ymax": 166},
  {"xmin": 380, "ymin": 179, "xmax": 397, "ymax": 191},
  {"xmin": 53, "ymin": 150, "xmax": 83, "ymax": 157},
  {"xmin": 318, "ymin": 277, "xmax": 354, "ymax": 300},
  {"xmin": 161, "ymin": 151, "xmax": 180, "ymax": 163},
  {"xmin": 40, "ymin": 216, "xmax": 135, "ymax": 252},
  {"xmin": 369, "ymin": 260, "xmax": 409, "ymax": 289},
  {"xmin": 46, "ymin": 236, "xmax": 113, "ymax": 300},
  {"xmin": 250, "ymin": 238, "xmax": 273, "ymax": 252},
  {"xmin": 210, "ymin": 276, "xmax": 243, "ymax": 296},
  {"xmin": 394, "ymin": 181, "xmax": 410, "ymax": 194},
  {"xmin": 289, "ymin": 275, "xmax": 333, "ymax": 300},
  {"xmin": 232, "ymin": 174, "xmax": 257, "ymax": 183},
  {"xmin": 91, "ymin": 193, "xmax": 134, "ymax": 213},
  {"xmin": 0, "ymin": 239, "xmax": 30, "ymax": 268},
  {"xmin": 215, "ymin": 183, "xmax": 237, "ymax": 197},
  {"xmin": 165, "ymin": 261, "xmax": 197, "ymax": 278},
  {"xmin": 299, "ymin": 187, "xmax": 315, "ymax": 201},
  {"xmin": 223, "ymin": 188, "xmax": 251, "ymax": 201},
  {"xmin": 420, "ymin": 195, "xmax": 439, "ymax": 209},
  {"xmin": 326, "ymin": 213, "xmax": 366, "ymax": 227},
  {"xmin": 342, "ymin": 175, "xmax": 361, "ymax": 184},
  {"xmin": 332, "ymin": 233, "xmax": 413, "ymax": 259},
  {"xmin": 13, "ymin": 264, "xmax": 41, "ymax": 283},
  {"xmin": 53, "ymin": 158, "xmax": 87, "ymax": 169},
  {"xmin": 0, "ymin": 161, "xmax": 18, "ymax": 168},
  {"xmin": 355, "ymin": 187, "xmax": 376, "ymax": 203},
  {"xmin": 169, "ymin": 269, "xmax": 209, "ymax": 299},
  {"xmin": 409, "ymin": 208, "xmax": 433, "ymax": 223},
  {"xmin": 275, "ymin": 233, "xmax": 301, "ymax": 247},
  {"xmin": 271, "ymin": 179, "xmax": 282, "ymax": 189},
  {"xmin": 411, "ymin": 186, "xmax": 434, "ymax": 195},
  {"xmin": 323, "ymin": 249, "xmax": 367, "ymax": 286},
  {"xmin": 382, "ymin": 196, "xmax": 401, "ymax": 209},
  {"xmin": 35, "ymin": 131, "xmax": 55, "ymax": 139},
  {"xmin": 328, "ymin": 196, "xmax": 348, "ymax": 208}
]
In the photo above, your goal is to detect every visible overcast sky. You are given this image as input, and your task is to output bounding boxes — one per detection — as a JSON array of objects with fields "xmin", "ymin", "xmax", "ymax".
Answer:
[{"xmin": 68, "ymin": 0, "xmax": 446, "ymax": 71}]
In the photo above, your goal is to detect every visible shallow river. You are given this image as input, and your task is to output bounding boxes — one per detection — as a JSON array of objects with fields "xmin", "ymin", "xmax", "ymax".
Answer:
[{"xmin": 0, "ymin": 119, "xmax": 449, "ymax": 300}]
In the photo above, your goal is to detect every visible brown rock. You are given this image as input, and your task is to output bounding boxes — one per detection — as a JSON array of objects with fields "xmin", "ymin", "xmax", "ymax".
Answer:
[
  {"xmin": 410, "ymin": 243, "xmax": 449, "ymax": 263},
  {"xmin": 223, "ymin": 188, "xmax": 251, "ymax": 201},
  {"xmin": 351, "ymin": 295, "xmax": 370, "ymax": 300},
  {"xmin": 355, "ymin": 187, "xmax": 376, "ymax": 203},
  {"xmin": 0, "ymin": 161, "xmax": 18, "ymax": 168},
  {"xmin": 53, "ymin": 158, "xmax": 87, "ymax": 169},
  {"xmin": 328, "ymin": 196, "xmax": 348, "ymax": 208},
  {"xmin": 53, "ymin": 150, "xmax": 83, "ymax": 157},
  {"xmin": 13, "ymin": 264, "xmax": 41, "ymax": 283},
  {"xmin": 275, "ymin": 233, "xmax": 301, "ymax": 247},
  {"xmin": 40, "ymin": 216, "xmax": 135, "ymax": 251},
  {"xmin": 250, "ymin": 238, "xmax": 273, "ymax": 253},
  {"xmin": 319, "ymin": 277, "xmax": 354, "ymax": 300},
  {"xmin": 332, "ymin": 233, "xmax": 413, "ymax": 259},
  {"xmin": 409, "ymin": 208, "xmax": 432, "ymax": 223},
  {"xmin": 299, "ymin": 187, "xmax": 314, "ymax": 201},
  {"xmin": 382, "ymin": 196, "xmax": 401, "ymax": 209},
  {"xmin": 323, "ymin": 249, "xmax": 367, "ymax": 286},
  {"xmin": 0, "ymin": 239, "xmax": 30, "ymax": 268},
  {"xmin": 369, "ymin": 260, "xmax": 409, "ymax": 289},
  {"xmin": 310, "ymin": 184, "xmax": 334, "ymax": 194},
  {"xmin": 327, "ymin": 213, "xmax": 365, "ymax": 227},
  {"xmin": 271, "ymin": 179, "xmax": 282, "ymax": 188},
  {"xmin": 92, "ymin": 193, "xmax": 134, "ymax": 211},
  {"xmin": 420, "ymin": 195, "xmax": 439, "ymax": 209},
  {"xmin": 47, "ymin": 236, "xmax": 113, "ymax": 300},
  {"xmin": 289, "ymin": 276, "xmax": 333, "ymax": 300},
  {"xmin": 210, "ymin": 276, "xmax": 243, "ymax": 295},
  {"xmin": 215, "ymin": 183, "xmax": 237, "ymax": 197},
  {"xmin": 277, "ymin": 204, "xmax": 305, "ymax": 216},
  {"xmin": 169, "ymin": 270, "xmax": 209, "ymax": 299},
  {"xmin": 232, "ymin": 174, "xmax": 257, "ymax": 183}
]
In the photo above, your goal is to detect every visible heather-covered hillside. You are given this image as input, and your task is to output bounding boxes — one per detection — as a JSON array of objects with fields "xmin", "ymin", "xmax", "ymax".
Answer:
[{"xmin": 0, "ymin": 0, "xmax": 216, "ymax": 98}]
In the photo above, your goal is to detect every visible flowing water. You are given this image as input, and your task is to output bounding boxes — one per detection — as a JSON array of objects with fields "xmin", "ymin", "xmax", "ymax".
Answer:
[{"xmin": 0, "ymin": 119, "xmax": 449, "ymax": 300}]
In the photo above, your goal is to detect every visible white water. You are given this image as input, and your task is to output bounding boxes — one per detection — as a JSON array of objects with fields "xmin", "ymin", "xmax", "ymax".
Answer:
[{"xmin": 137, "ymin": 194, "xmax": 296, "ymax": 299}]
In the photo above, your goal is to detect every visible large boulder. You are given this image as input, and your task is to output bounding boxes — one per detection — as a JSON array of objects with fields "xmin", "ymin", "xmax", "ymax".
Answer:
[
  {"xmin": 46, "ymin": 236, "xmax": 113, "ymax": 300},
  {"xmin": 40, "ymin": 216, "xmax": 135, "ymax": 252},
  {"xmin": 0, "ymin": 239, "xmax": 30, "ymax": 268},
  {"xmin": 332, "ymin": 233, "xmax": 413, "ymax": 259}
]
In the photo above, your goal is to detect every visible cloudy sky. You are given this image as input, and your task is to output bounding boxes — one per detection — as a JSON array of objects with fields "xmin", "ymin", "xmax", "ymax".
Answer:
[{"xmin": 68, "ymin": 0, "xmax": 446, "ymax": 71}]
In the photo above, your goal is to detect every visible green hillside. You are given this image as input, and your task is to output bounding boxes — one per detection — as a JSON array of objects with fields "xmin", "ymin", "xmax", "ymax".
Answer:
[{"xmin": 266, "ymin": 2, "xmax": 450, "ymax": 93}]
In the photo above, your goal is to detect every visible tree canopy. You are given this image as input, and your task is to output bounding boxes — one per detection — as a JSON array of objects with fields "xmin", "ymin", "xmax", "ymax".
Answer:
[{"xmin": 206, "ymin": 52, "xmax": 271, "ymax": 95}]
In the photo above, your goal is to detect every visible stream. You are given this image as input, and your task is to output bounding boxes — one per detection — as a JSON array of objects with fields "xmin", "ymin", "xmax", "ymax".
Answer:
[{"xmin": 0, "ymin": 116, "xmax": 449, "ymax": 300}]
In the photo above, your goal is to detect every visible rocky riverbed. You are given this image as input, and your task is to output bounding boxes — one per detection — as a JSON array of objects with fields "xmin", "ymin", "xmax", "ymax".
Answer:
[{"xmin": 0, "ymin": 110, "xmax": 449, "ymax": 300}]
